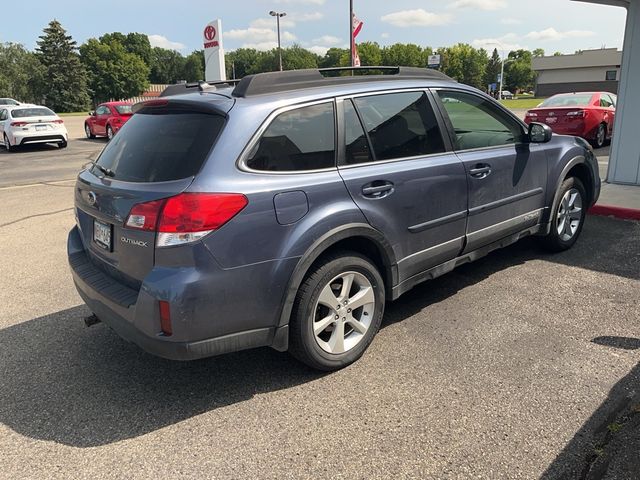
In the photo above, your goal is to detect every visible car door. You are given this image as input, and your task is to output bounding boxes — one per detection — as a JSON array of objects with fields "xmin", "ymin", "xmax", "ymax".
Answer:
[
  {"xmin": 0, "ymin": 109, "xmax": 7, "ymax": 137},
  {"xmin": 433, "ymin": 89, "xmax": 548, "ymax": 253},
  {"xmin": 95, "ymin": 105, "xmax": 110, "ymax": 135},
  {"xmin": 337, "ymin": 90, "xmax": 468, "ymax": 284},
  {"xmin": 600, "ymin": 93, "xmax": 616, "ymax": 137}
]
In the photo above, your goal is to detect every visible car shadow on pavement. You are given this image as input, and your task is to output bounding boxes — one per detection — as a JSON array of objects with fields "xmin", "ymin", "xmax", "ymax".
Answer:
[
  {"xmin": 0, "ymin": 216, "xmax": 636, "ymax": 448},
  {"xmin": 541, "ymin": 359, "xmax": 640, "ymax": 479}
]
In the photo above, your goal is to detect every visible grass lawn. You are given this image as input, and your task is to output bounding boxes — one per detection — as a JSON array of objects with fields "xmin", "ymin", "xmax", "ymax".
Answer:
[
  {"xmin": 499, "ymin": 98, "xmax": 545, "ymax": 109},
  {"xmin": 59, "ymin": 112, "xmax": 89, "ymax": 117}
]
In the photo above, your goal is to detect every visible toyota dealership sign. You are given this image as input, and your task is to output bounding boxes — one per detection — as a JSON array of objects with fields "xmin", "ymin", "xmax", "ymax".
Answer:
[{"xmin": 203, "ymin": 19, "xmax": 226, "ymax": 81}]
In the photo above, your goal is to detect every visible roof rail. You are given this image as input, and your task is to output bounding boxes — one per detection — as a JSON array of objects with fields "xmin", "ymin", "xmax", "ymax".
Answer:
[
  {"xmin": 231, "ymin": 66, "xmax": 453, "ymax": 98},
  {"xmin": 160, "ymin": 79, "xmax": 241, "ymax": 97}
]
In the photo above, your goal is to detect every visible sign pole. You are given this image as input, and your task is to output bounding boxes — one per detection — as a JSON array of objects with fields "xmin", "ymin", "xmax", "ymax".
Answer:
[{"xmin": 349, "ymin": 0, "xmax": 354, "ymax": 67}]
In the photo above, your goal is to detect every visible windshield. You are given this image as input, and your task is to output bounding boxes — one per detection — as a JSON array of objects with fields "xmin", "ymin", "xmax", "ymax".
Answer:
[
  {"xmin": 540, "ymin": 94, "xmax": 594, "ymax": 108},
  {"xmin": 92, "ymin": 111, "xmax": 225, "ymax": 183},
  {"xmin": 0, "ymin": 99, "xmax": 20, "ymax": 106},
  {"xmin": 115, "ymin": 105, "xmax": 133, "ymax": 115},
  {"xmin": 11, "ymin": 107, "xmax": 56, "ymax": 118}
]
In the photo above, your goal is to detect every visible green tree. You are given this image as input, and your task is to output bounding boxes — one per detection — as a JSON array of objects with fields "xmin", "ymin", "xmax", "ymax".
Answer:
[
  {"xmin": 553, "ymin": 51, "xmax": 563, "ymax": 56},
  {"xmin": 150, "ymin": 47, "xmax": 186, "ymax": 83},
  {"xmin": 356, "ymin": 42, "xmax": 383, "ymax": 66},
  {"xmin": 438, "ymin": 43, "xmax": 488, "ymax": 89},
  {"xmin": 226, "ymin": 48, "xmax": 264, "ymax": 78},
  {"xmin": 504, "ymin": 49, "xmax": 535, "ymax": 92},
  {"xmin": 80, "ymin": 37, "xmax": 149, "ymax": 103},
  {"xmin": 319, "ymin": 48, "xmax": 348, "ymax": 68},
  {"xmin": 183, "ymin": 51, "xmax": 204, "ymax": 82},
  {"xmin": 532, "ymin": 48, "xmax": 545, "ymax": 58},
  {"xmin": 382, "ymin": 43, "xmax": 430, "ymax": 67},
  {"xmin": 35, "ymin": 20, "xmax": 90, "ymax": 112},
  {"xmin": 281, "ymin": 45, "xmax": 320, "ymax": 70},
  {"xmin": 484, "ymin": 48, "xmax": 501, "ymax": 88},
  {"xmin": 0, "ymin": 43, "xmax": 45, "ymax": 103}
]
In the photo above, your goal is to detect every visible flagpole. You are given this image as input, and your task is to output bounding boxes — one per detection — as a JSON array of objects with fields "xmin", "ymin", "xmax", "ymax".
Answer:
[{"xmin": 349, "ymin": 0, "xmax": 354, "ymax": 67}]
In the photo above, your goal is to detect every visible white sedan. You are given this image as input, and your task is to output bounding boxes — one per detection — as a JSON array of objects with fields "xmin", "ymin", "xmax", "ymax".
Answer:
[{"xmin": 0, "ymin": 105, "xmax": 68, "ymax": 152}]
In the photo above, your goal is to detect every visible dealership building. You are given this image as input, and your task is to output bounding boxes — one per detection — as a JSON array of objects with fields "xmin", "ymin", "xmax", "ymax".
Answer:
[
  {"xmin": 573, "ymin": 0, "xmax": 640, "ymax": 185},
  {"xmin": 532, "ymin": 48, "xmax": 622, "ymax": 97}
]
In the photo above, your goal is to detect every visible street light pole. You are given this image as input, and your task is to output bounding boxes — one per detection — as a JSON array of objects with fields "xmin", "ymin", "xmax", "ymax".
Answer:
[
  {"xmin": 499, "ymin": 55, "xmax": 505, "ymax": 100},
  {"xmin": 269, "ymin": 10, "xmax": 286, "ymax": 71}
]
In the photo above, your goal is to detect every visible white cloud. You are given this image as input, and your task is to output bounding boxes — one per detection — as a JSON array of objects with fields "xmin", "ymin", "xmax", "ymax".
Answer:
[
  {"xmin": 451, "ymin": 0, "xmax": 507, "ymax": 10},
  {"xmin": 500, "ymin": 17, "xmax": 522, "ymax": 25},
  {"xmin": 312, "ymin": 35, "xmax": 342, "ymax": 46},
  {"xmin": 308, "ymin": 45, "xmax": 330, "ymax": 56},
  {"xmin": 274, "ymin": 0, "xmax": 324, "ymax": 4},
  {"xmin": 147, "ymin": 34, "xmax": 185, "ymax": 51},
  {"xmin": 525, "ymin": 28, "xmax": 595, "ymax": 41},
  {"xmin": 381, "ymin": 32, "xmax": 390, "ymax": 39},
  {"xmin": 472, "ymin": 34, "xmax": 526, "ymax": 53},
  {"xmin": 250, "ymin": 17, "xmax": 296, "ymax": 29},
  {"xmin": 225, "ymin": 27, "xmax": 296, "ymax": 50},
  {"xmin": 381, "ymin": 9, "xmax": 452, "ymax": 27}
]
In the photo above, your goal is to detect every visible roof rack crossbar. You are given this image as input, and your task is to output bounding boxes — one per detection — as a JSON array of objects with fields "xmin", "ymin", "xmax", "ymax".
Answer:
[{"xmin": 231, "ymin": 67, "xmax": 452, "ymax": 98}]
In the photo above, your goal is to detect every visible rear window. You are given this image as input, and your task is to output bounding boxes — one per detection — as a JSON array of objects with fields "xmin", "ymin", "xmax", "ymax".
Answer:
[
  {"xmin": 0, "ymin": 99, "xmax": 20, "ymax": 106},
  {"xmin": 540, "ymin": 94, "xmax": 594, "ymax": 107},
  {"xmin": 115, "ymin": 105, "xmax": 133, "ymax": 115},
  {"xmin": 12, "ymin": 107, "xmax": 55, "ymax": 118},
  {"xmin": 92, "ymin": 112, "xmax": 224, "ymax": 182}
]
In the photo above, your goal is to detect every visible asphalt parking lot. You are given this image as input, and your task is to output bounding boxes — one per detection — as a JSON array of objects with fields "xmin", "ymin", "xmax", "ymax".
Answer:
[{"xmin": 0, "ymin": 121, "xmax": 638, "ymax": 479}]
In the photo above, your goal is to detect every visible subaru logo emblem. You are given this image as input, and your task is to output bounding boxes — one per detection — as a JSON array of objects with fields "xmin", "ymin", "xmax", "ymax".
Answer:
[{"xmin": 87, "ymin": 191, "xmax": 97, "ymax": 206}]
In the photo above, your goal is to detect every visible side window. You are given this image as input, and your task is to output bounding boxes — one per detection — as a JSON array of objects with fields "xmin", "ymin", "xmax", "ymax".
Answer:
[
  {"xmin": 343, "ymin": 100, "xmax": 373, "ymax": 165},
  {"xmin": 96, "ymin": 106, "xmax": 110, "ymax": 115},
  {"xmin": 600, "ymin": 95, "xmax": 613, "ymax": 108},
  {"xmin": 353, "ymin": 92, "xmax": 445, "ymax": 161},
  {"xmin": 246, "ymin": 102, "xmax": 335, "ymax": 172},
  {"xmin": 437, "ymin": 90, "xmax": 524, "ymax": 150},
  {"xmin": 0, "ymin": 110, "xmax": 6, "ymax": 121},
  {"xmin": 610, "ymin": 94, "xmax": 617, "ymax": 107}
]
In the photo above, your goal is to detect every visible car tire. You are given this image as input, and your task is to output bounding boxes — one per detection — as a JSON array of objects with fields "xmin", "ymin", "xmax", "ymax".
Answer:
[
  {"xmin": 85, "ymin": 123, "xmax": 95, "ymax": 139},
  {"xmin": 592, "ymin": 123, "xmax": 606, "ymax": 149},
  {"xmin": 539, "ymin": 177, "xmax": 587, "ymax": 252},
  {"xmin": 3, "ymin": 134, "xmax": 15, "ymax": 152},
  {"xmin": 289, "ymin": 251, "xmax": 385, "ymax": 371},
  {"xmin": 58, "ymin": 140, "xmax": 68, "ymax": 149},
  {"xmin": 106, "ymin": 125, "xmax": 114, "ymax": 141}
]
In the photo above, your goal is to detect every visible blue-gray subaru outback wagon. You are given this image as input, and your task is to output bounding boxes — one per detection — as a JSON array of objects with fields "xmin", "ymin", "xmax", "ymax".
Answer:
[{"xmin": 68, "ymin": 67, "xmax": 600, "ymax": 371}]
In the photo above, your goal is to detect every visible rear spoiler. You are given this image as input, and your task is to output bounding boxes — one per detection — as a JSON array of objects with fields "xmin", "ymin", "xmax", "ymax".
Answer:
[{"xmin": 159, "ymin": 80, "xmax": 241, "ymax": 98}]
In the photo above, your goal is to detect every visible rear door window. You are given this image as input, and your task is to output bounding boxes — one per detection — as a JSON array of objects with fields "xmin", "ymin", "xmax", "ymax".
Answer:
[
  {"xmin": 245, "ymin": 102, "xmax": 335, "ymax": 172},
  {"xmin": 92, "ymin": 112, "xmax": 225, "ymax": 182},
  {"xmin": 352, "ymin": 92, "xmax": 445, "ymax": 162},
  {"xmin": 437, "ymin": 90, "xmax": 524, "ymax": 150}
]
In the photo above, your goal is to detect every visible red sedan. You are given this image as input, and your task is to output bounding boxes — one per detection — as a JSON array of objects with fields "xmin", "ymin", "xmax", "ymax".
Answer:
[
  {"xmin": 524, "ymin": 92, "xmax": 616, "ymax": 148},
  {"xmin": 84, "ymin": 101, "xmax": 133, "ymax": 140}
]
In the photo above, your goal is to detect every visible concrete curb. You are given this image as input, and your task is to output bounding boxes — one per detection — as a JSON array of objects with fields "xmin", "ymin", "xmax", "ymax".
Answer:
[{"xmin": 589, "ymin": 204, "xmax": 640, "ymax": 220}]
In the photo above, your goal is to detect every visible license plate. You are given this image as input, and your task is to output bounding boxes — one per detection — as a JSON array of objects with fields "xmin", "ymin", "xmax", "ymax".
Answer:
[
  {"xmin": 93, "ymin": 219, "xmax": 112, "ymax": 251},
  {"xmin": 36, "ymin": 125, "xmax": 46, "ymax": 131}
]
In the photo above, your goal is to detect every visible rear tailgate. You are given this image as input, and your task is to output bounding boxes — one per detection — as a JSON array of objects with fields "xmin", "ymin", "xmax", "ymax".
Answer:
[
  {"xmin": 528, "ymin": 107, "xmax": 585, "ymax": 127},
  {"xmin": 74, "ymin": 96, "xmax": 232, "ymax": 288}
]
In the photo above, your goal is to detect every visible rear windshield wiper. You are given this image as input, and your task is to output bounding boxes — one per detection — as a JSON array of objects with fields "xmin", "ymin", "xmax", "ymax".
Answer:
[{"xmin": 94, "ymin": 164, "xmax": 115, "ymax": 178}]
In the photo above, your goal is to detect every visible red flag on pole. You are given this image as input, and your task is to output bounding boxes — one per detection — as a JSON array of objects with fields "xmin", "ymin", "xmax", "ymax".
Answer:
[{"xmin": 352, "ymin": 13, "xmax": 363, "ymax": 67}]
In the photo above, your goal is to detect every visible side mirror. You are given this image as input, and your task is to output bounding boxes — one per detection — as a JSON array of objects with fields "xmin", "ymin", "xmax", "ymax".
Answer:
[
  {"xmin": 89, "ymin": 111, "xmax": 95, "ymax": 116},
  {"xmin": 529, "ymin": 122, "xmax": 552, "ymax": 143}
]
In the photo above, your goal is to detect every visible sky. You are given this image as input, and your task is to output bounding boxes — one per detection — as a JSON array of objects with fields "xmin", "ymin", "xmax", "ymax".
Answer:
[{"xmin": 0, "ymin": 0, "xmax": 628, "ymax": 57}]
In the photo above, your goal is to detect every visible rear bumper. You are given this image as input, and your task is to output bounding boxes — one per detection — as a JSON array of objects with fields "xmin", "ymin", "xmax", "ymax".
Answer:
[
  {"xmin": 15, "ymin": 132, "xmax": 68, "ymax": 145},
  {"xmin": 67, "ymin": 225, "xmax": 290, "ymax": 360}
]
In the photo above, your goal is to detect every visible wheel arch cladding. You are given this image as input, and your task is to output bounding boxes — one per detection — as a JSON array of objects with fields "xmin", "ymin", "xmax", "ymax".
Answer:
[
  {"xmin": 565, "ymin": 163, "xmax": 594, "ymax": 206},
  {"xmin": 276, "ymin": 224, "xmax": 398, "ymax": 329}
]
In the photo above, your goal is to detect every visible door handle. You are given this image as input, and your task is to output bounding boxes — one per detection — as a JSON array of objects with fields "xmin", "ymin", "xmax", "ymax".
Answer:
[
  {"xmin": 362, "ymin": 182, "xmax": 394, "ymax": 197},
  {"xmin": 469, "ymin": 164, "xmax": 492, "ymax": 178}
]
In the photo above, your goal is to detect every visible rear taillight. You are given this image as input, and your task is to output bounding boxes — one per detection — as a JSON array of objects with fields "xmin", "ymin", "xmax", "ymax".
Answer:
[
  {"xmin": 124, "ymin": 193, "xmax": 248, "ymax": 247},
  {"xmin": 526, "ymin": 112, "xmax": 537, "ymax": 118},
  {"xmin": 53, "ymin": 119, "xmax": 64, "ymax": 124},
  {"xmin": 10, "ymin": 121, "xmax": 27, "ymax": 127},
  {"xmin": 566, "ymin": 110, "xmax": 586, "ymax": 118}
]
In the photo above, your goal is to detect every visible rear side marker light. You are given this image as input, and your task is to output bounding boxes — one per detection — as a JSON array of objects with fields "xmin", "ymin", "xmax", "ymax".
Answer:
[
  {"xmin": 159, "ymin": 300, "xmax": 172, "ymax": 336},
  {"xmin": 124, "ymin": 193, "xmax": 248, "ymax": 247}
]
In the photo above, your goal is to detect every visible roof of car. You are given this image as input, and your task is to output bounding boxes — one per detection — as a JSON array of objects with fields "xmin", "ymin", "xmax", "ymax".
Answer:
[{"xmin": 100, "ymin": 101, "xmax": 133, "ymax": 106}]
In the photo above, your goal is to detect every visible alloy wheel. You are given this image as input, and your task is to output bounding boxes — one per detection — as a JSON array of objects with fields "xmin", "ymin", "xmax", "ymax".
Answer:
[
  {"xmin": 85, "ymin": 124, "xmax": 91, "ymax": 138},
  {"xmin": 313, "ymin": 271, "xmax": 375, "ymax": 354},
  {"xmin": 596, "ymin": 124, "xmax": 606, "ymax": 148},
  {"xmin": 107, "ymin": 126, "xmax": 113, "ymax": 140},
  {"xmin": 556, "ymin": 188, "xmax": 583, "ymax": 241}
]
